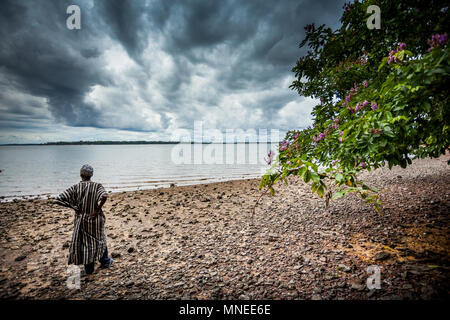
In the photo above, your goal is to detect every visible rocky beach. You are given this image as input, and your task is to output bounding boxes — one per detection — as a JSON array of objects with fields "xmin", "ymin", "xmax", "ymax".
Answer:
[{"xmin": 0, "ymin": 155, "xmax": 449, "ymax": 300}]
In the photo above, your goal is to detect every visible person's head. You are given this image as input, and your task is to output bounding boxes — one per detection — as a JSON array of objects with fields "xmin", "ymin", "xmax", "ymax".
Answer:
[{"xmin": 80, "ymin": 164, "xmax": 94, "ymax": 181}]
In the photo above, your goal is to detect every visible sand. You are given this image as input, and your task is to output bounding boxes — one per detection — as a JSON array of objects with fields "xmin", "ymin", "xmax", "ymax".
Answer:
[{"xmin": 0, "ymin": 154, "xmax": 449, "ymax": 299}]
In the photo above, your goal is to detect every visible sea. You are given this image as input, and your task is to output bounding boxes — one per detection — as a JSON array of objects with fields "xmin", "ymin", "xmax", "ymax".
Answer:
[{"xmin": 0, "ymin": 144, "xmax": 274, "ymax": 201}]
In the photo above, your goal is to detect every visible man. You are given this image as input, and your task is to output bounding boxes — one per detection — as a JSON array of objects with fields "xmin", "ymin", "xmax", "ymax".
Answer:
[{"xmin": 53, "ymin": 164, "xmax": 113, "ymax": 274}]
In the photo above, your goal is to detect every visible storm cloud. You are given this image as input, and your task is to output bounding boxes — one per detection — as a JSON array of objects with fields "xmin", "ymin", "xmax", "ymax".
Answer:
[{"xmin": 0, "ymin": 0, "xmax": 346, "ymax": 143}]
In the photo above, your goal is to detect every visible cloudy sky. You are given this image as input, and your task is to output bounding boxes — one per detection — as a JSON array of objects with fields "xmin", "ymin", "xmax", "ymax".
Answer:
[{"xmin": 0, "ymin": 0, "xmax": 346, "ymax": 144}]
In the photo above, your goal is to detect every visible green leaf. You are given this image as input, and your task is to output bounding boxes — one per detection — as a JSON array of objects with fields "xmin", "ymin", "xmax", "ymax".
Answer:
[
  {"xmin": 310, "ymin": 172, "xmax": 320, "ymax": 184},
  {"xmin": 303, "ymin": 170, "xmax": 311, "ymax": 183},
  {"xmin": 269, "ymin": 187, "xmax": 275, "ymax": 196},
  {"xmin": 317, "ymin": 185, "xmax": 324, "ymax": 198},
  {"xmin": 332, "ymin": 189, "xmax": 349, "ymax": 200},
  {"xmin": 335, "ymin": 173, "xmax": 344, "ymax": 183}
]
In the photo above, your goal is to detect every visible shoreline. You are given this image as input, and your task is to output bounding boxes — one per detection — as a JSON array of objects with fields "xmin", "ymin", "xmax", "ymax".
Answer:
[
  {"xmin": 0, "ymin": 155, "xmax": 449, "ymax": 299},
  {"xmin": 0, "ymin": 174, "xmax": 264, "ymax": 203}
]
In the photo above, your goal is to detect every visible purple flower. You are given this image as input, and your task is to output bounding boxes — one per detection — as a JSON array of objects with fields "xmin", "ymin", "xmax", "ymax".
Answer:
[
  {"xmin": 362, "ymin": 100, "xmax": 369, "ymax": 108},
  {"xmin": 338, "ymin": 137, "xmax": 343, "ymax": 143},
  {"xmin": 359, "ymin": 162, "xmax": 365, "ymax": 168},
  {"xmin": 388, "ymin": 55, "xmax": 394, "ymax": 64},
  {"xmin": 363, "ymin": 80, "xmax": 368, "ymax": 88},
  {"xmin": 355, "ymin": 102, "xmax": 361, "ymax": 111},
  {"xmin": 371, "ymin": 102, "xmax": 378, "ymax": 110},
  {"xmin": 266, "ymin": 150, "xmax": 274, "ymax": 165},
  {"xmin": 332, "ymin": 123, "xmax": 338, "ymax": 130},
  {"xmin": 388, "ymin": 43, "xmax": 407, "ymax": 64},
  {"xmin": 428, "ymin": 33, "xmax": 448, "ymax": 51},
  {"xmin": 279, "ymin": 140, "xmax": 290, "ymax": 151},
  {"xmin": 313, "ymin": 132, "xmax": 326, "ymax": 143}
]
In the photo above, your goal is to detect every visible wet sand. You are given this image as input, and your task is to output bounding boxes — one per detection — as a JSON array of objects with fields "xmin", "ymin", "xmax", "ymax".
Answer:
[{"xmin": 0, "ymin": 155, "xmax": 449, "ymax": 299}]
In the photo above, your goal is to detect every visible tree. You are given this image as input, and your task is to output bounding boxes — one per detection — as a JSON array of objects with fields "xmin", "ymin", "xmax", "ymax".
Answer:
[{"xmin": 260, "ymin": 0, "xmax": 449, "ymax": 211}]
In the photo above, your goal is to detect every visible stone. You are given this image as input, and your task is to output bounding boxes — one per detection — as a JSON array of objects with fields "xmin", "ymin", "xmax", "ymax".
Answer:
[
  {"xmin": 374, "ymin": 251, "xmax": 390, "ymax": 261},
  {"xmin": 337, "ymin": 263, "xmax": 351, "ymax": 272},
  {"xmin": 15, "ymin": 255, "xmax": 27, "ymax": 262},
  {"xmin": 350, "ymin": 280, "xmax": 365, "ymax": 291}
]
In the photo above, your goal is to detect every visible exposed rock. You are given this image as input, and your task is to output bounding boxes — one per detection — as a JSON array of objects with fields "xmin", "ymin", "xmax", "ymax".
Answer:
[{"xmin": 374, "ymin": 252, "xmax": 391, "ymax": 261}]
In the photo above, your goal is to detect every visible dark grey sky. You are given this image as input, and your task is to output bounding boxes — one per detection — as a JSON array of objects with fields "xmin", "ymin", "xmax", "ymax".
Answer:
[{"xmin": 0, "ymin": 0, "xmax": 346, "ymax": 143}]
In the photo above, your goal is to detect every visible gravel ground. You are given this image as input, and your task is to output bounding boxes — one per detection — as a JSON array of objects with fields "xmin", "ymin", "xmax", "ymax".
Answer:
[{"xmin": 0, "ymin": 154, "xmax": 449, "ymax": 300}]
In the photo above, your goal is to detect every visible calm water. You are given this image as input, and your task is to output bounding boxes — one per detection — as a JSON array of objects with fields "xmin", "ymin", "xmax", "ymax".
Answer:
[{"xmin": 0, "ymin": 144, "xmax": 272, "ymax": 200}]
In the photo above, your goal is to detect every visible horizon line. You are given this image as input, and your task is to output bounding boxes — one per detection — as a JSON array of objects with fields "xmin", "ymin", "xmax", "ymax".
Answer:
[{"xmin": 0, "ymin": 140, "xmax": 283, "ymax": 146}]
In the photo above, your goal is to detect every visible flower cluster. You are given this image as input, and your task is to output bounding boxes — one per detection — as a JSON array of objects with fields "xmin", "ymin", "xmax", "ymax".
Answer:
[
  {"xmin": 312, "ymin": 118, "xmax": 341, "ymax": 143},
  {"xmin": 347, "ymin": 100, "xmax": 379, "ymax": 114},
  {"xmin": 356, "ymin": 157, "xmax": 366, "ymax": 168},
  {"xmin": 371, "ymin": 102, "xmax": 378, "ymax": 110},
  {"xmin": 341, "ymin": 2, "xmax": 355, "ymax": 20},
  {"xmin": 266, "ymin": 150, "xmax": 274, "ymax": 165},
  {"xmin": 342, "ymin": 80, "xmax": 379, "ymax": 113},
  {"xmin": 342, "ymin": 84, "xmax": 359, "ymax": 107},
  {"xmin": 427, "ymin": 33, "xmax": 448, "ymax": 52},
  {"xmin": 338, "ymin": 130, "xmax": 344, "ymax": 143},
  {"xmin": 336, "ymin": 56, "xmax": 367, "ymax": 72},
  {"xmin": 279, "ymin": 140, "xmax": 290, "ymax": 151},
  {"xmin": 312, "ymin": 132, "xmax": 326, "ymax": 143},
  {"xmin": 369, "ymin": 128, "xmax": 383, "ymax": 135},
  {"xmin": 388, "ymin": 43, "xmax": 407, "ymax": 64}
]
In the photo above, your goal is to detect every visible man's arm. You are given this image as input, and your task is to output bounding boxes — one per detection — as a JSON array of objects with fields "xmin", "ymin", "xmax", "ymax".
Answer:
[
  {"xmin": 98, "ymin": 193, "xmax": 108, "ymax": 210},
  {"xmin": 90, "ymin": 193, "xmax": 107, "ymax": 218},
  {"xmin": 53, "ymin": 184, "xmax": 78, "ymax": 210}
]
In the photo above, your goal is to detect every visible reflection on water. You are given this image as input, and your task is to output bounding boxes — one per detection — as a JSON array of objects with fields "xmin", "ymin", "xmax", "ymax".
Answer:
[{"xmin": 0, "ymin": 144, "xmax": 272, "ymax": 200}]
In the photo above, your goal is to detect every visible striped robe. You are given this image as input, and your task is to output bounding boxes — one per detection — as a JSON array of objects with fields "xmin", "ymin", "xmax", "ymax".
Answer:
[{"xmin": 55, "ymin": 181, "xmax": 108, "ymax": 265}]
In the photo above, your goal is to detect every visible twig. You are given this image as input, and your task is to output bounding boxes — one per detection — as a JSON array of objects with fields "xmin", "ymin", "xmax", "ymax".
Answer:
[{"xmin": 252, "ymin": 188, "xmax": 269, "ymax": 221}]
